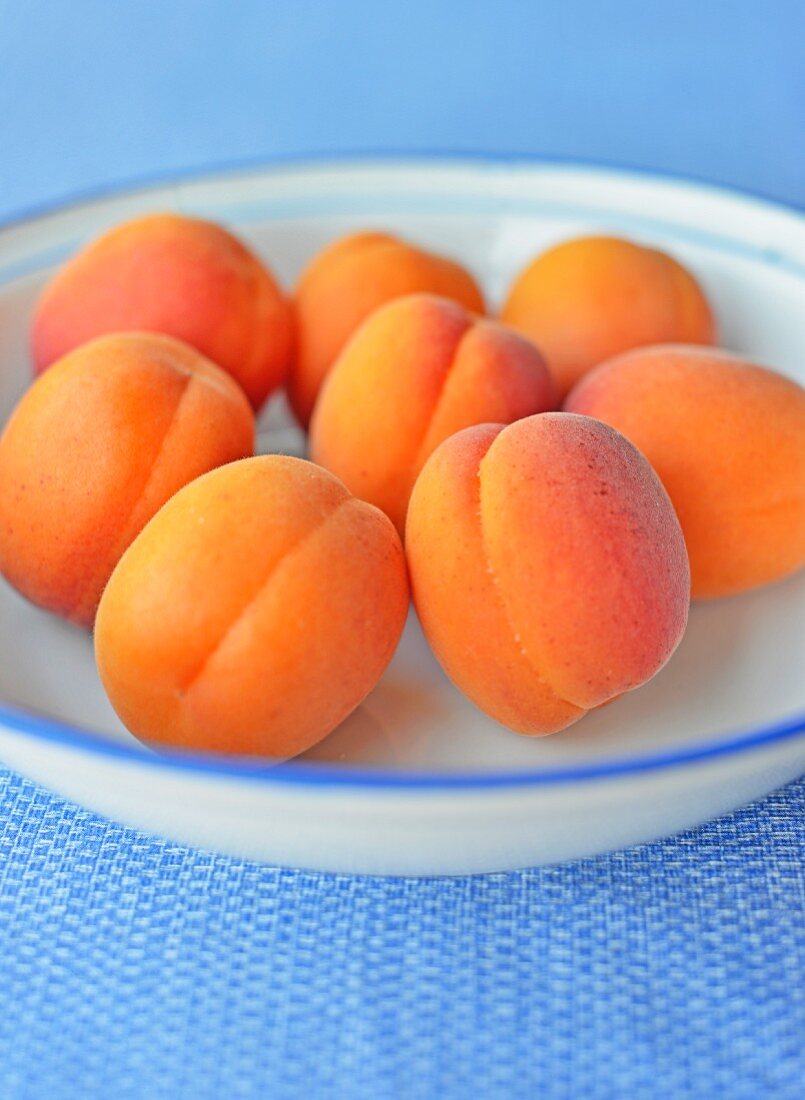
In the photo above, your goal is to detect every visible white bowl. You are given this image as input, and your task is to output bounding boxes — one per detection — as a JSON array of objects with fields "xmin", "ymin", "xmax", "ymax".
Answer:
[{"xmin": 0, "ymin": 156, "xmax": 803, "ymax": 875}]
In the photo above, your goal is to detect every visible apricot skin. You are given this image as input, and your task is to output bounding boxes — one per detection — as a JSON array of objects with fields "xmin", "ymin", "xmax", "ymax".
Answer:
[
  {"xmin": 288, "ymin": 232, "xmax": 485, "ymax": 426},
  {"xmin": 310, "ymin": 294, "xmax": 556, "ymax": 533},
  {"xmin": 31, "ymin": 213, "xmax": 293, "ymax": 409},
  {"xmin": 565, "ymin": 345, "xmax": 805, "ymax": 598},
  {"xmin": 0, "ymin": 333, "xmax": 254, "ymax": 628},
  {"xmin": 94, "ymin": 456, "xmax": 409, "ymax": 759},
  {"xmin": 501, "ymin": 236, "xmax": 716, "ymax": 399},
  {"xmin": 405, "ymin": 413, "xmax": 690, "ymax": 734}
]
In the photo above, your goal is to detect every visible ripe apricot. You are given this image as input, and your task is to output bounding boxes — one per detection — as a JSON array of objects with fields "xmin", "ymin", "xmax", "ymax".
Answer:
[
  {"xmin": 289, "ymin": 231, "xmax": 484, "ymax": 426},
  {"xmin": 32, "ymin": 213, "xmax": 293, "ymax": 409},
  {"xmin": 95, "ymin": 456, "xmax": 409, "ymax": 758},
  {"xmin": 0, "ymin": 333, "xmax": 254, "ymax": 627},
  {"xmin": 406, "ymin": 413, "xmax": 690, "ymax": 734},
  {"xmin": 310, "ymin": 294, "xmax": 555, "ymax": 532},
  {"xmin": 501, "ymin": 235, "xmax": 716, "ymax": 398},
  {"xmin": 565, "ymin": 345, "xmax": 805, "ymax": 597}
]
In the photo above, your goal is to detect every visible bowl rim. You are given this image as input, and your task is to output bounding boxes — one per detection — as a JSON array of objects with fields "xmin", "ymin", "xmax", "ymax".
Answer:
[
  {"xmin": 1, "ymin": 146, "xmax": 803, "ymax": 229},
  {"xmin": 1, "ymin": 700, "xmax": 803, "ymax": 789},
  {"xmin": 1, "ymin": 149, "xmax": 803, "ymax": 791}
]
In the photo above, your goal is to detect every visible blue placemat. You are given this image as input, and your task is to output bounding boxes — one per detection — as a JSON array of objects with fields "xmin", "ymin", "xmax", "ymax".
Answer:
[
  {"xmin": 1, "ymin": 769, "xmax": 803, "ymax": 1099},
  {"xmin": 1, "ymin": 2, "xmax": 804, "ymax": 1096}
]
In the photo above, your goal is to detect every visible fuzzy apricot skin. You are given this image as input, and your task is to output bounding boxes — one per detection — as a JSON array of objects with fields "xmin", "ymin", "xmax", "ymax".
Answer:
[
  {"xmin": 94, "ymin": 456, "xmax": 409, "ymax": 759},
  {"xmin": 310, "ymin": 294, "xmax": 556, "ymax": 533},
  {"xmin": 501, "ymin": 236, "xmax": 716, "ymax": 399},
  {"xmin": 565, "ymin": 346, "xmax": 805, "ymax": 598},
  {"xmin": 0, "ymin": 333, "xmax": 254, "ymax": 628},
  {"xmin": 31, "ymin": 213, "xmax": 293, "ymax": 409},
  {"xmin": 405, "ymin": 413, "xmax": 690, "ymax": 735},
  {"xmin": 288, "ymin": 231, "xmax": 485, "ymax": 426}
]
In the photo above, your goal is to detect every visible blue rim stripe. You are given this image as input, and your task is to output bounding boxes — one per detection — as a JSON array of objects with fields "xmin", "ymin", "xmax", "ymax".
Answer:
[
  {"xmin": 0, "ymin": 152, "xmax": 804, "ymax": 792},
  {"xmin": 0, "ymin": 700, "xmax": 802, "ymax": 790}
]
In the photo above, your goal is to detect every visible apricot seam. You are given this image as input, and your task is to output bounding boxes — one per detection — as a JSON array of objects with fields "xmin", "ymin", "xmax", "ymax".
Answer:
[
  {"xmin": 68, "ymin": 371, "xmax": 195, "ymax": 623},
  {"xmin": 475, "ymin": 449, "xmax": 584, "ymax": 717},
  {"xmin": 177, "ymin": 497, "xmax": 350, "ymax": 697},
  {"xmin": 411, "ymin": 322, "xmax": 475, "ymax": 471}
]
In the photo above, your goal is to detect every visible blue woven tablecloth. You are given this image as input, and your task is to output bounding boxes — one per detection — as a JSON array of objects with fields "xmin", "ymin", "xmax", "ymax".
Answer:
[
  {"xmin": 1, "ymin": 3, "xmax": 803, "ymax": 1096},
  {"xmin": 1, "ymin": 770, "xmax": 803, "ymax": 1099}
]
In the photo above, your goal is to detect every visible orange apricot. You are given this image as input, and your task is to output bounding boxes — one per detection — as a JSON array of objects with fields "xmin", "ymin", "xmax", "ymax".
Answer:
[
  {"xmin": 310, "ymin": 294, "xmax": 555, "ymax": 533},
  {"xmin": 288, "ymin": 231, "xmax": 485, "ymax": 426},
  {"xmin": 94, "ymin": 455, "xmax": 409, "ymax": 759},
  {"xmin": 406, "ymin": 413, "xmax": 690, "ymax": 734},
  {"xmin": 565, "ymin": 345, "xmax": 805, "ymax": 598},
  {"xmin": 501, "ymin": 235, "xmax": 716, "ymax": 398},
  {"xmin": 0, "ymin": 333, "xmax": 254, "ymax": 628},
  {"xmin": 31, "ymin": 213, "xmax": 293, "ymax": 409}
]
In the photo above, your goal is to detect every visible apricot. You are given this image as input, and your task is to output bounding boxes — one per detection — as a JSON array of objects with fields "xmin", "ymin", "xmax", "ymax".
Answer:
[
  {"xmin": 0, "ymin": 333, "xmax": 254, "ymax": 628},
  {"xmin": 288, "ymin": 231, "xmax": 485, "ymax": 426},
  {"xmin": 31, "ymin": 213, "xmax": 293, "ymax": 409},
  {"xmin": 310, "ymin": 294, "xmax": 556, "ymax": 533},
  {"xmin": 94, "ymin": 456, "xmax": 408, "ymax": 759},
  {"xmin": 565, "ymin": 346, "xmax": 805, "ymax": 598},
  {"xmin": 501, "ymin": 235, "xmax": 716, "ymax": 398},
  {"xmin": 406, "ymin": 413, "xmax": 690, "ymax": 734}
]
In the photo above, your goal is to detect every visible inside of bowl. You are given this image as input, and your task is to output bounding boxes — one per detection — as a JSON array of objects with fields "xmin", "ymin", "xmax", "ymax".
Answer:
[{"xmin": 1, "ymin": 166, "xmax": 803, "ymax": 775}]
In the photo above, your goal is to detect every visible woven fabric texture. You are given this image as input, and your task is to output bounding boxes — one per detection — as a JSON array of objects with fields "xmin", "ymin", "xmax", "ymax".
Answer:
[{"xmin": 1, "ymin": 769, "xmax": 802, "ymax": 1100}]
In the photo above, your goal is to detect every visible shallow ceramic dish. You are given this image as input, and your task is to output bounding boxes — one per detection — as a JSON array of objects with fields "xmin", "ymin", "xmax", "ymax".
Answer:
[{"xmin": 0, "ymin": 156, "xmax": 803, "ymax": 875}]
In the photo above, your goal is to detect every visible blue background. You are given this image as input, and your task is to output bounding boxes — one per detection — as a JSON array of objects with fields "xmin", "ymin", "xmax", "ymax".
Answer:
[
  {"xmin": 2, "ymin": 0, "xmax": 804, "ymax": 217},
  {"xmin": 0, "ymin": 3, "xmax": 804, "ymax": 1098}
]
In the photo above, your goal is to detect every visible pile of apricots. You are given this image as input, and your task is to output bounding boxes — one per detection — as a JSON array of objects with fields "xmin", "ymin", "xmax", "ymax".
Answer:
[{"xmin": 0, "ymin": 213, "xmax": 803, "ymax": 759}]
